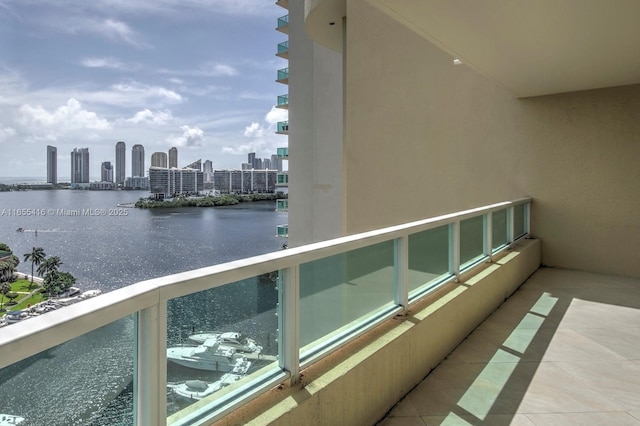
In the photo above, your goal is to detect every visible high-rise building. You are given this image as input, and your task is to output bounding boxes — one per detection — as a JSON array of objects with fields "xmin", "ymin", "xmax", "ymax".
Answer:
[
  {"xmin": 248, "ymin": 152, "xmax": 256, "ymax": 169},
  {"xmin": 149, "ymin": 167, "xmax": 203, "ymax": 199},
  {"xmin": 184, "ymin": 159, "xmax": 201, "ymax": 171},
  {"xmin": 263, "ymin": 158, "xmax": 271, "ymax": 170},
  {"xmin": 115, "ymin": 141, "xmax": 126, "ymax": 185},
  {"xmin": 151, "ymin": 152, "xmax": 168, "ymax": 168},
  {"xmin": 46, "ymin": 145, "xmax": 57, "ymax": 185},
  {"xmin": 271, "ymin": 154, "xmax": 282, "ymax": 172},
  {"xmin": 168, "ymin": 147, "xmax": 178, "ymax": 168},
  {"xmin": 132, "ymin": 144, "xmax": 145, "ymax": 177},
  {"xmin": 70, "ymin": 148, "xmax": 90, "ymax": 184},
  {"xmin": 203, "ymin": 160, "xmax": 213, "ymax": 183},
  {"xmin": 101, "ymin": 161, "xmax": 113, "ymax": 182}
]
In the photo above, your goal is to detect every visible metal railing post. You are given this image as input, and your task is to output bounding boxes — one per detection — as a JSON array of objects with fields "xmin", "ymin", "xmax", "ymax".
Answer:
[
  {"xmin": 507, "ymin": 206, "xmax": 515, "ymax": 244},
  {"xmin": 394, "ymin": 236, "xmax": 409, "ymax": 313},
  {"xmin": 278, "ymin": 266, "xmax": 300, "ymax": 384},
  {"xmin": 484, "ymin": 212, "xmax": 493, "ymax": 262},
  {"xmin": 135, "ymin": 302, "xmax": 167, "ymax": 426},
  {"xmin": 449, "ymin": 222, "xmax": 461, "ymax": 282}
]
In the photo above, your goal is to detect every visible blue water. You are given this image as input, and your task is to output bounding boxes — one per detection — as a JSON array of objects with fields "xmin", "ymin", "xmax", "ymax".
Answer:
[{"xmin": 0, "ymin": 190, "xmax": 287, "ymax": 425}]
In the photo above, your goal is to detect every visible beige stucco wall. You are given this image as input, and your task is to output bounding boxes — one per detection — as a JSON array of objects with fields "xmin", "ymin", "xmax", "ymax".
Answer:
[{"xmin": 343, "ymin": 0, "xmax": 640, "ymax": 278}]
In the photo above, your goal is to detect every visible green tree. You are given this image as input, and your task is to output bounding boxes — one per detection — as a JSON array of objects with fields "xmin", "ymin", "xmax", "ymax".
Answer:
[
  {"xmin": 44, "ymin": 271, "xmax": 76, "ymax": 295},
  {"xmin": 0, "ymin": 243, "xmax": 11, "ymax": 252},
  {"xmin": 23, "ymin": 247, "xmax": 46, "ymax": 289},
  {"xmin": 37, "ymin": 256, "xmax": 63, "ymax": 279},
  {"xmin": 0, "ymin": 281, "xmax": 10, "ymax": 311}
]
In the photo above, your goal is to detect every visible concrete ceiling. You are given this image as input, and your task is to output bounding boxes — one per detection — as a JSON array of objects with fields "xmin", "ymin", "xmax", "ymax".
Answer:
[{"xmin": 369, "ymin": 0, "xmax": 640, "ymax": 98}]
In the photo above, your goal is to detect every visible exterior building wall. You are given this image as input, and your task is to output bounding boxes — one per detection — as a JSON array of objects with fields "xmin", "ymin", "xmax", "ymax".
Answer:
[
  {"xmin": 342, "ymin": 1, "xmax": 640, "ymax": 277},
  {"xmin": 132, "ymin": 144, "xmax": 145, "ymax": 177},
  {"xmin": 115, "ymin": 141, "xmax": 126, "ymax": 185},
  {"xmin": 148, "ymin": 167, "xmax": 203, "ymax": 198},
  {"xmin": 168, "ymin": 147, "xmax": 178, "ymax": 168},
  {"xmin": 213, "ymin": 170, "xmax": 277, "ymax": 193},
  {"xmin": 151, "ymin": 152, "xmax": 168, "ymax": 168},
  {"xmin": 288, "ymin": 0, "xmax": 344, "ymax": 247},
  {"xmin": 70, "ymin": 148, "xmax": 89, "ymax": 184},
  {"xmin": 100, "ymin": 161, "xmax": 113, "ymax": 183},
  {"xmin": 46, "ymin": 145, "xmax": 57, "ymax": 185}
]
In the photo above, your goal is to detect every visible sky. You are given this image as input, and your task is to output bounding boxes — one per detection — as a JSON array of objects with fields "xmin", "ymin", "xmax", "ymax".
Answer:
[{"xmin": 0, "ymin": 0, "xmax": 289, "ymax": 180}]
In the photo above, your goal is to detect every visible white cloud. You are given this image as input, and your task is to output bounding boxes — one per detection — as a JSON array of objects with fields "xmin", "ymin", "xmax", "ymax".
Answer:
[
  {"xmin": 159, "ymin": 62, "xmax": 238, "ymax": 78},
  {"xmin": 127, "ymin": 109, "xmax": 173, "ymax": 124},
  {"xmin": 265, "ymin": 106, "xmax": 288, "ymax": 124},
  {"xmin": 19, "ymin": 98, "xmax": 110, "ymax": 131},
  {"xmin": 80, "ymin": 57, "xmax": 139, "ymax": 71},
  {"xmin": 167, "ymin": 125, "xmax": 205, "ymax": 147},
  {"xmin": 51, "ymin": 17, "xmax": 149, "ymax": 48},
  {"xmin": 0, "ymin": 126, "xmax": 16, "ymax": 143},
  {"xmin": 79, "ymin": 81, "xmax": 184, "ymax": 107},
  {"xmin": 244, "ymin": 122, "xmax": 265, "ymax": 138}
]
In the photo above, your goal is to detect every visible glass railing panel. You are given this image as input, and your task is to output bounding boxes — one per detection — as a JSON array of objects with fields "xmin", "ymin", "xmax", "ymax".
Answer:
[
  {"xmin": 460, "ymin": 215, "xmax": 484, "ymax": 268},
  {"xmin": 277, "ymin": 147, "xmax": 288, "ymax": 158},
  {"xmin": 408, "ymin": 225, "xmax": 450, "ymax": 293},
  {"xmin": 166, "ymin": 276, "xmax": 279, "ymax": 422},
  {"xmin": 277, "ymin": 173, "xmax": 288, "ymax": 185},
  {"xmin": 299, "ymin": 241, "xmax": 395, "ymax": 354},
  {"xmin": 277, "ymin": 94, "xmax": 289, "ymax": 106},
  {"xmin": 277, "ymin": 41, "xmax": 289, "ymax": 54},
  {"xmin": 276, "ymin": 199, "xmax": 288, "ymax": 211},
  {"xmin": 492, "ymin": 208, "xmax": 508, "ymax": 250},
  {"xmin": 0, "ymin": 318, "xmax": 135, "ymax": 425},
  {"xmin": 276, "ymin": 224, "xmax": 288, "ymax": 238},
  {"xmin": 277, "ymin": 14, "xmax": 289, "ymax": 28},
  {"xmin": 277, "ymin": 68, "xmax": 289, "ymax": 81},
  {"xmin": 514, "ymin": 204, "xmax": 526, "ymax": 239},
  {"xmin": 277, "ymin": 121, "xmax": 289, "ymax": 133}
]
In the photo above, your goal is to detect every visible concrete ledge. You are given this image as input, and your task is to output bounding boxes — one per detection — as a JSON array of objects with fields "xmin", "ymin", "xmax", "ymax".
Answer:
[{"xmin": 216, "ymin": 238, "xmax": 541, "ymax": 426}]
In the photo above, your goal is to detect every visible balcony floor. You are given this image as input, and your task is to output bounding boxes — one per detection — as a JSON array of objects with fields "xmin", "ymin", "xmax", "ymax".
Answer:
[{"xmin": 378, "ymin": 267, "xmax": 640, "ymax": 425}]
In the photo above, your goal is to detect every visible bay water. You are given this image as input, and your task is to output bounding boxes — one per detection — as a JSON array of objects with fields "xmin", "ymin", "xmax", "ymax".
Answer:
[{"xmin": 0, "ymin": 190, "xmax": 288, "ymax": 425}]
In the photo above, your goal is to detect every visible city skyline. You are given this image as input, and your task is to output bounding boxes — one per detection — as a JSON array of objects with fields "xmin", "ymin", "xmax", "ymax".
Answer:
[{"xmin": 0, "ymin": 1, "xmax": 289, "ymax": 178}]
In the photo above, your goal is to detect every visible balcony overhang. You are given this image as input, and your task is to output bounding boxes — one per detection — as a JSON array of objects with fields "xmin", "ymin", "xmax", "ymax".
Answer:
[
  {"xmin": 304, "ymin": 0, "xmax": 345, "ymax": 52},
  {"xmin": 367, "ymin": 0, "xmax": 640, "ymax": 98}
]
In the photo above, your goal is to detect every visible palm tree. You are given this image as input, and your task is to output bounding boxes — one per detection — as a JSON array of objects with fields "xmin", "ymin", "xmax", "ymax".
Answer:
[
  {"xmin": 23, "ymin": 247, "xmax": 46, "ymax": 289},
  {"xmin": 37, "ymin": 256, "xmax": 63, "ymax": 279}
]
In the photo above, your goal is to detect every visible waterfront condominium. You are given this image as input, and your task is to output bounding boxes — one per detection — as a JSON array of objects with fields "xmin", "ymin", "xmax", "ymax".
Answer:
[
  {"xmin": 101, "ymin": 161, "xmax": 113, "ymax": 183},
  {"xmin": 151, "ymin": 152, "xmax": 168, "ymax": 168},
  {"xmin": 132, "ymin": 144, "xmax": 145, "ymax": 177},
  {"xmin": 115, "ymin": 141, "xmax": 126, "ymax": 185},
  {"xmin": 46, "ymin": 145, "xmax": 57, "ymax": 185},
  {"xmin": 70, "ymin": 148, "xmax": 89, "ymax": 184},
  {"xmin": 168, "ymin": 147, "xmax": 178, "ymax": 168}
]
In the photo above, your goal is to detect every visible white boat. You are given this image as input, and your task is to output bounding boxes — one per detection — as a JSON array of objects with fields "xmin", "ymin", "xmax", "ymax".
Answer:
[
  {"xmin": 0, "ymin": 413, "xmax": 26, "ymax": 425},
  {"xmin": 167, "ymin": 339, "xmax": 250, "ymax": 372},
  {"xmin": 188, "ymin": 332, "xmax": 263, "ymax": 354},
  {"xmin": 79, "ymin": 289, "xmax": 102, "ymax": 299},
  {"xmin": 168, "ymin": 373, "xmax": 244, "ymax": 401}
]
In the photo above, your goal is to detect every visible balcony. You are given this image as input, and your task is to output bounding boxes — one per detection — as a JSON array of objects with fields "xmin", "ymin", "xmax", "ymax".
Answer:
[
  {"xmin": 276, "ymin": 14, "xmax": 289, "ymax": 34},
  {"xmin": 275, "ymin": 0, "xmax": 288, "ymax": 10},
  {"xmin": 276, "ymin": 40, "xmax": 289, "ymax": 60},
  {"xmin": 276, "ymin": 94, "xmax": 289, "ymax": 110},
  {"xmin": 276, "ymin": 121, "xmax": 288, "ymax": 135},
  {"xmin": 276, "ymin": 224, "xmax": 288, "ymax": 238},
  {"xmin": 276, "ymin": 172, "xmax": 289, "ymax": 186},
  {"xmin": 276, "ymin": 67, "xmax": 289, "ymax": 85},
  {"xmin": 0, "ymin": 198, "xmax": 534, "ymax": 425},
  {"xmin": 277, "ymin": 147, "xmax": 288, "ymax": 159},
  {"xmin": 276, "ymin": 199, "xmax": 288, "ymax": 212}
]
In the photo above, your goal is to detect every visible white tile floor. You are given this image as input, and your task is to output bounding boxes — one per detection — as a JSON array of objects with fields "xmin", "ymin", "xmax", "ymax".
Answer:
[{"xmin": 378, "ymin": 268, "xmax": 640, "ymax": 425}]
